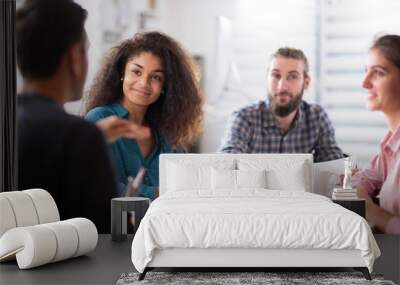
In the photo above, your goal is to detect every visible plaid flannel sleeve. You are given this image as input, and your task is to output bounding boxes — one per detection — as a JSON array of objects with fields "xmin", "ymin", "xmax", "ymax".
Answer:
[
  {"xmin": 219, "ymin": 110, "xmax": 253, "ymax": 153},
  {"xmin": 313, "ymin": 108, "xmax": 344, "ymax": 162}
]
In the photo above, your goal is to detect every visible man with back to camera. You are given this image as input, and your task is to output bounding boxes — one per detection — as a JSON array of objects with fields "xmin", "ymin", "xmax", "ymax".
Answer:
[
  {"xmin": 16, "ymin": 0, "xmax": 141, "ymax": 233},
  {"xmin": 219, "ymin": 47, "xmax": 344, "ymax": 162}
]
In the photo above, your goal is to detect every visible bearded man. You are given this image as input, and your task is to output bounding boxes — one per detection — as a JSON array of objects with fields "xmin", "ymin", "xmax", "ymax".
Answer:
[{"xmin": 219, "ymin": 47, "xmax": 344, "ymax": 162}]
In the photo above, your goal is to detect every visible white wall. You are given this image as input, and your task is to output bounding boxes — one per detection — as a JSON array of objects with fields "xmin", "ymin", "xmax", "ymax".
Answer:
[
  {"xmin": 65, "ymin": 0, "xmax": 148, "ymax": 115},
  {"xmin": 157, "ymin": 0, "xmax": 318, "ymax": 153},
  {"xmin": 155, "ymin": 0, "xmax": 400, "ymax": 166},
  {"xmin": 73, "ymin": 0, "xmax": 399, "ymax": 166},
  {"xmin": 319, "ymin": 0, "xmax": 400, "ymax": 165}
]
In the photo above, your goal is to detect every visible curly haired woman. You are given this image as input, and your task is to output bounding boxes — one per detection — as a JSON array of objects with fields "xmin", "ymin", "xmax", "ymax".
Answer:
[{"xmin": 86, "ymin": 31, "xmax": 203, "ymax": 199}]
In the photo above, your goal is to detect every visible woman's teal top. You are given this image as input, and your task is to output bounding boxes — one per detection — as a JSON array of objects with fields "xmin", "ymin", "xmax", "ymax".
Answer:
[{"xmin": 86, "ymin": 103, "xmax": 176, "ymax": 199}]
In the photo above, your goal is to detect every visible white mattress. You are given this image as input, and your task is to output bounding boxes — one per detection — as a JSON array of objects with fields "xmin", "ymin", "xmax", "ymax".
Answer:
[{"xmin": 131, "ymin": 190, "xmax": 380, "ymax": 273}]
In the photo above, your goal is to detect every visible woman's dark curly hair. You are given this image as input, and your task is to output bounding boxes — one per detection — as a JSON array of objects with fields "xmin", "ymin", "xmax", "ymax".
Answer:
[{"xmin": 85, "ymin": 31, "xmax": 203, "ymax": 147}]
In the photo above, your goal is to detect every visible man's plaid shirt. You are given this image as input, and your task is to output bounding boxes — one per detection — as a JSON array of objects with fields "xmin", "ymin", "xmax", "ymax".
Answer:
[{"xmin": 219, "ymin": 100, "xmax": 344, "ymax": 162}]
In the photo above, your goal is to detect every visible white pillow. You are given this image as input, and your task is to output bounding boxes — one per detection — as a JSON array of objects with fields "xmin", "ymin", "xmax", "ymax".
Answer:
[
  {"xmin": 238, "ymin": 159, "xmax": 308, "ymax": 191},
  {"xmin": 236, "ymin": 169, "xmax": 267, "ymax": 188},
  {"xmin": 166, "ymin": 159, "xmax": 236, "ymax": 192},
  {"xmin": 266, "ymin": 161, "xmax": 307, "ymax": 191},
  {"xmin": 167, "ymin": 162, "xmax": 210, "ymax": 191},
  {"xmin": 211, "ymin": 168, "xmax": 236, "ymax": 190},
  {"xmin": 211, "ymin": 169, "xmax": 267, "ymax": 190}
]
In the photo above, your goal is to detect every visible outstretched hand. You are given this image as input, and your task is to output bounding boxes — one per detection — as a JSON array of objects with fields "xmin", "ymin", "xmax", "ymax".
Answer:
[{"xmin": 96, "ymin": 116, "xmax": 151, "ymax": 143}]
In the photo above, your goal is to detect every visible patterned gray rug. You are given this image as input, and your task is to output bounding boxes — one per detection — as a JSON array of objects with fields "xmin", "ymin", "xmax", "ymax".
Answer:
[{"xmin": 116, "ymin": 271, "xmax": 396, "ymax": 285}]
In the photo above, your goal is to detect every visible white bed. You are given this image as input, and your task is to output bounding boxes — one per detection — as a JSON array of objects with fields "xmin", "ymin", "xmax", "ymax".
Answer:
[{"xmin": 131, "ymin": 154, "xmax": 380, "ymax": 280}]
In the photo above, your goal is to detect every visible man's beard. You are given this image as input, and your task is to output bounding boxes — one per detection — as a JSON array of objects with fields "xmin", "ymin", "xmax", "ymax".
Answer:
[{"xmin": 268, "ymin": 89, "xmax": 304, "ymax": 117}]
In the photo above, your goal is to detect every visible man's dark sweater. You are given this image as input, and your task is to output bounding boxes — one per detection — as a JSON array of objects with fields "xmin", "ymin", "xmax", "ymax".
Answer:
[{"xmin": 17, "ymin": 93, "xmax": 117, "ymax": 233}]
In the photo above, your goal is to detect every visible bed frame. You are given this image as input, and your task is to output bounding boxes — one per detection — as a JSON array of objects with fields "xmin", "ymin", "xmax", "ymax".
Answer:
[
  {"xmin": 138, "ymin": 154, "xmax": 372, "ymax": 281},
  {"xmin": 139, "ymin": 248, "xmax": 370, "ymax": 280}
]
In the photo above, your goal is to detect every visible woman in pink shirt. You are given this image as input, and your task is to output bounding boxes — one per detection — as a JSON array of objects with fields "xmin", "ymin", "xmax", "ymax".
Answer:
[{"xmin": 353, "ymin": 35, "xmax": 400, "ymax": 234}]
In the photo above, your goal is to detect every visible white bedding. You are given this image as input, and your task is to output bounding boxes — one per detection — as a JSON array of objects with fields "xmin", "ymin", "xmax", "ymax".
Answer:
[{"xmin": 131, "ymin": 190, "xmax": 380, "ymax": 273}]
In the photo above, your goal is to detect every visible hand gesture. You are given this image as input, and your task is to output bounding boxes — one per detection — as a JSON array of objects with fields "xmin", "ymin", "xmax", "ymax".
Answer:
[{"xmin": 96, "ymin": 116, "xmax": 151, "ymax": 143}]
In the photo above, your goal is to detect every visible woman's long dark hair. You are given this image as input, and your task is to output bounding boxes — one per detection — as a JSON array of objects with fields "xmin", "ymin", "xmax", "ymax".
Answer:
[
  {"xmin": 371, "ymin": 34, "xmax": 400, "ymax": 69},
  {"xmin": 86, "ymin": 31, "xmax": 203, "ymax": 147}
]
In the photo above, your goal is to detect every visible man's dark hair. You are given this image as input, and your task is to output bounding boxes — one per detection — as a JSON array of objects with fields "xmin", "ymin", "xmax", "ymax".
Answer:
[
  {"xmin": 16, "ymin": 0, "xmax": 87, "ymax": 79},
  {"xmin": 270, "ymin": 47, "xmax": 309, "ymax": 78}
]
